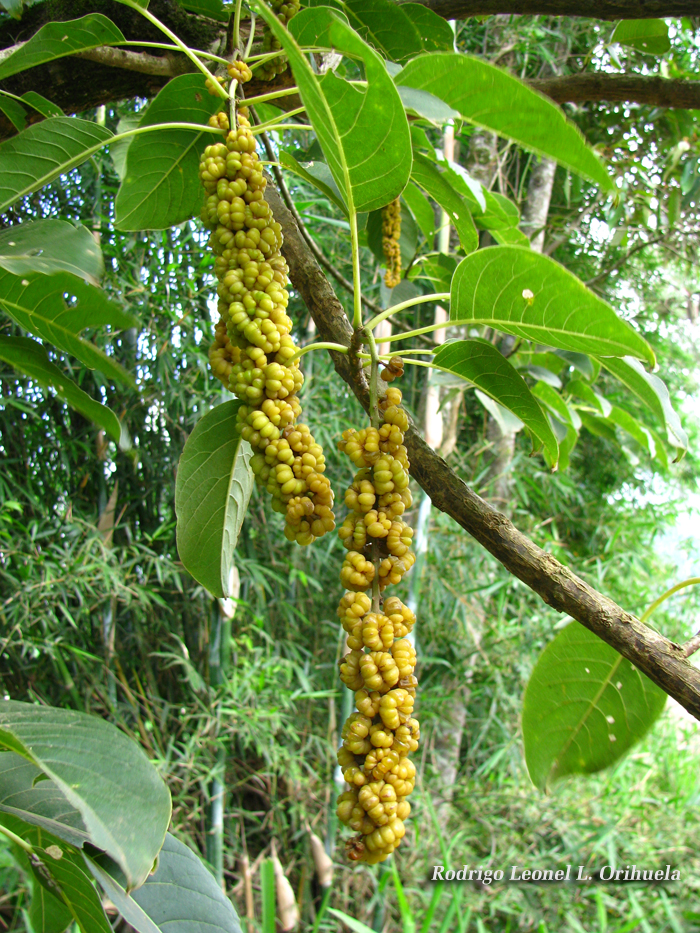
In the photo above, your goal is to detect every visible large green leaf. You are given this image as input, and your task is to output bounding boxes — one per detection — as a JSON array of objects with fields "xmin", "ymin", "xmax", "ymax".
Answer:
[
  {"xmin": 611, "ymin": 19, "xmax": 670, "ymax": 54},
  {"xmin": 257, "ymin": 4, "xmax": 412, "ymax": 213},
  {"xmin": 0, "ymin": 269, "xmax": 137, "ymax": 386},
  {"xmin": 175, "ymin": 400, "xmax": 253, "ymax": 598},
  {"xmin": 607, "ymin": 405, "xmax": 656, "ymax": 459},
  {"xmin": 450, "ymin": 247, "xmax": 655, "ymax": 364},
  {"xmin": 0, "ymin": 337, "xmax": 125, "ymax": 445},
  {"xmin": 5, "ymin": 820, "xmax": 114, "ymax": 933},
  {"xmin": 304, "ymin": 0, "xmax": 452, "ymax": 63},
  {"xmin": 0, "ymin": 118, "xmax": 113, "ymax": 213},
  {"xmin": 0, "ymin": 220, "xmax": 103, "ymax": 283},
  {"xmin": 0, "ymin": 700, "xmax": 172, "ymax": 889},
  {"xmin": 278, "ymin": 151, "xmax": 348, "ymax": 215},
  {"xmin": 115, "ymin": 74, "xmax": 223, "ymax": 231},
  {"xmin": 522, "ymin": 622, "xmax": 667, "ymax": 791},
  {"xmin": 88, "ymin": 833, "xmax": 243, "ymax": 933},
  {"xmin": 433, "ymin": 339, "xmax": 558, "ymax": 463},
  {"xmin": 398, "ymin": 53, "xmax": 613, "ymax": 191},
  {"xmin": 0, "ymin": 14, "xmax": 126, "ymax": 81},
  {"xmin": 411, "ymin": 153, "xmax": 478, "ymax": 253},
  {"xmin": 0, "ymin": 752, "xmax": 88, "ymax": 849},
  {"xmin": 599, "ymin": 356, "xmax": 687, "ymax": 459}
]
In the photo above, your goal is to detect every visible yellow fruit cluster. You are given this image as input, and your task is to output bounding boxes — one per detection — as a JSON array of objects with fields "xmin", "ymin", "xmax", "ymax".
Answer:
[
  {"xmin": 381, "ymin": 198, "xmax": 402, "ymax": 289},
  {"xmin": 199, "ymin": 86, "xmax": 335, "ymax": 546},
  {"xmin": 335, "ymin": 387, "xmax": 419, "ymax": 863},
  {"xmin": 258, "ymin": 0, "xmax": 300, "ymax": 80}
]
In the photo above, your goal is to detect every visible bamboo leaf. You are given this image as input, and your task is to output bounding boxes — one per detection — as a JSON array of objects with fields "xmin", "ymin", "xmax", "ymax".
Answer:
[
  {"xmin": 434, "ymin": 338, "xmax": 559, "ymax": 462},
  {"xmin": 450, "ymin": 247, "xmax": 655, "ymax": 364},
  {"xmin": 522, "ymin": 622, "xmax": 667, "ymax": 791},
  {"xmin": 398, "ymin": 53, "xmax": 613, "ymax": 191},
  {"xmin": 0, "ymin": 269, "xmax": 137, "ymax": 386},
  {"xmin": 175, "ymin": 400, "xmax": 254, "ymax": 598},
  {"xmin": 0, "ymin": 701, "xmax": 171, "ymax": 889},
  {"xmin": 256, "ymin": 3, "xmax": 412, "ymax": 213},
  {"xmin": 0, "ymin": 118, "xmax": 113, "ymax": 213},
  {"xmin": 0, "ymin": 336, "xmax": 125, "ymax": 445},
  {"xmin": 0, "ymin": 15, "xmax": 126, "ymax": 81},
  {"xmin": 115, "ymin": 74, "xmax": 223, "ymax": 231}
]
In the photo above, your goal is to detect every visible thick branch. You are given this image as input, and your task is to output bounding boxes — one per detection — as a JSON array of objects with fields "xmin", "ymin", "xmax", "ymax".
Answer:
[
  {"xmin": 531, "ymin": 74, "xmax": 700, "ymax": 109},
  {"xmin": 411, "ymin": 0, "xmax": 699, "ymax": 19},
  {"xmin": 265, "ymin": 182, "xmax": 700, "ymax": 723}
]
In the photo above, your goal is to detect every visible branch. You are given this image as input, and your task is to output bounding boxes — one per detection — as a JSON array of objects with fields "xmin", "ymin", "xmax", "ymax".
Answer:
[
  {"xmin": 76, "ymin": 46, "xmax": 183, "ymax": 76},
  {"xmin": 531, "ymin": 74, "xmax": 700, "ymax": 109},
  {"xmin": 409, "ymin": 0, "xmax": 699, "ymax": 20},
  {"xmin": 585, "ymin": 233, "xmax": 666, "ymax": 288},
  {"xmin": 265, "ymin": 182, "xmax": 700, "ymax": 724}
]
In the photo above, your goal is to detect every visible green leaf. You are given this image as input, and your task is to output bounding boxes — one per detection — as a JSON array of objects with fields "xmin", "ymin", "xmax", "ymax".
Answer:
[
  {"xmin": 607, "ymin": 405, "xmax": 656, "ymax": 457},
  {"xmin": 256, "ymin": 4, "xmax": 412, "ymax": 213},
  {"xmin": 522, "ymin": 622, "xmax": 667, "ymax": 791},
  {"xmin": 450, "ymin": 247, "xmax": 655, "ymax": 365},
  {"xmin": 0, "ymin": 95, "xmax": 26, "ymax": 131},
  {"xmin": 18, "ymin": 827, "xmax": 113, "ymax": 933},
  {"xmin": 0, "ymin": 753, "xmax": 89, "ymax": 849},
  {"xmin": 397, "ymin": 86, "xmax": 459, "ymax": 125},
  {"xmin": 578, "ymin": 409, "xmax": 617, "ymax": 442},
  {"xmin": 366, "ymin": 201, "xmax": 418, "ymax": 270},
  {"xmin": 531, "ymin": 380, "xmax": 580, "ymax": 429},
  {"xmin": 556, "ymin": 349, "xmax": 600, "ymax": 381},
  {"xmin": 411, "ymin": 152, "xmax": 478, "ymax": 253},
  {"xmin": 0, "ymin": 700, "xmax": 172, "ymax": 889},
  {"xmin": 328, "ymin": 908, "xmax": 378, "ymax": 933},
  {"xmin": 598, "ymin": 356, "xmax": 687, "ymax": 460},
  {"xmin": 0, "ymin": 15, "xmax": 126, "ymax": 81},
  {"xmin": 401, "ymin": 183, "xmax": 435, "ymax": 241},
  {"xmin": 433, "ymin": 338, "xmax": 558, "ymax": 463},
  {"xmin": 175, "ymin": 400, "xmax": 254, "ymax": 598},
  {"xmin": 109, "ymin": 114, "xmax": 141, "ymax": 182},
  {"xmin": 288, "ymin": 5, "xmax": 350, "ymax": 46},
  {"xmin": 408, "ymin": 252, "xmax": 457, "ymax": 292},
  {"xmin": 0, "ymin": 337, "xmax": 125, "ymax": 446},
  {"xmin": 0, "ymin": 269, "xmax": 137, "ymax": 386},
  {"xmin": 566, "ymin": 378, "xmax": 611, "ymax": 416},
  {"xmin": 611, "ymin": 19, "xmax": 670, "ymax": 55},
  {"xmin": 88, "ymin": 833, "xmax": 243, "ymax": 933},
  {"xmin": 305, "ymin": 0, "xmax": 452, "ymax": 63},
  {"xmin": 29, "ymin": 871, "xmax": 75, "ymax": 933},
  {"xmin": 178, "ymin": 0, "xmax": 230, "ymax": 21},
  {"xmin": 475, "ymin": 389, "xmax": 524, "ymax": 435},
  {"xmin": 398, "ymin": 53, "xmax": 613, "ymax": 191},
  {"xmin": 0, "ymin": 0, "xmax": 24, "ymax": 19},
  {"xmin": 115, "ymin": 74, "xmax": 223, "ymax": 231},
  {"xmin": 0, "ymin": 117, "xmax": 113, "ymax": 213},
  {"xmin": 21, "ymin": 92, "xmax": 64, "ymax": 118},
  {"xmin": 278, "ymin": 151, "xmax": 348, "ymax": 215},
  {"xmin": 0, "ymin": 220, "xmax": 104, "ymax": 283}
]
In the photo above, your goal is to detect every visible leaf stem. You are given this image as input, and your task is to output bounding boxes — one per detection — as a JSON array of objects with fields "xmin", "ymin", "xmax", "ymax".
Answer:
[
  {"xmin": 286, "ymin": 342, "xmax": 349, "ymax": 364},
  {"xmin": 0, "ymin": 824, "xmax": 33, "ymax": 855},
  {"xmin": 243, "ymin": 86, "xmax": 300, "ymax": 108},
  {"xmin": 119, "ymin": 41, "xmax": 231, "ymax": 65},
  {"xmin": 251, "ymin": 123, "xmax": 312, "ymax": 135},
  {"xmin": 365, "ymin": 293, "xmax": 450, "ymax": 332},
  {"xmin": 244, "ymin": 13, "xmax": 257, "ymax": 60},
  {"xmin": 640, "ymin": 577, "xmax": 700, "ymax": 624},
  {"xmin": 350, "ymin": 212, "xmax": 362, "ymax": 330},
  {"xmin": 118, "ymin": 0, "xmax": 228, "ymax": 98},
  {"xmin": 250, "ymin": 107, "xmax": 306, "ymax": 133},
  {"xmin": 379, "ymin": 317, "xmax": 475, "ymax": 345},
  {"xmin": 233, "ymin": 0, "xmax": 244, "ymax": 53}
]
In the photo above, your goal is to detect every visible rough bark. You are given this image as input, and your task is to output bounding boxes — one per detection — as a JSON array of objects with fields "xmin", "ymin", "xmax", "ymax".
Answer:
[
  {"xmin": 531, "ymin": 74, "xmax": 700, "ymax": 109},
  {"xmin": 263, "ymin": 182, "xmax": 700, "ymax": 724},
  {"xmin": 410, "ymin": 0, "xmax": 700, "ymax": 20}
]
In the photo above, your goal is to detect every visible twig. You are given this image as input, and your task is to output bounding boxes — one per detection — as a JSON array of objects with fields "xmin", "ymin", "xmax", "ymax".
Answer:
[
  {"xmin": 682, "ymin": 632, "xmax": 700, "ymax": 659},
  {"xmin": 585, "ymin": 233, "xmax": 666, "ymax": 288}
]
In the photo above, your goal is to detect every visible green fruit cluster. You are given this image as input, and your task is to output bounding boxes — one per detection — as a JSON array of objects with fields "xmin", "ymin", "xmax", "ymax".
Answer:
[
  {"xmin": 381, "ymin": 198, "xmax": 402, "ymax": 289},
  {"xmin": 199, "ymin": 93, "xmax": 335, "ymax": 546},
  {"xmin": 335, "ymin": 387, "xmax": 419, "ymax": 863}
]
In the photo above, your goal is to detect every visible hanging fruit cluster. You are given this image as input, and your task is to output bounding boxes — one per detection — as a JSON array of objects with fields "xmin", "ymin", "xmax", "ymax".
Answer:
[
  {"xmin": 200, "ymin": 67, "xmax": 335, "ymax": 546},
  {"xmin": 258, "ymin": 0, "xmax": 300, "ymax": 80},
  {"xmin": 335, "ymin": 385, "xmax": 419, "ymax": 863},
  {"xmin": 381, "ymin": 198, "xmax": 402, "ymax": 289}
]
